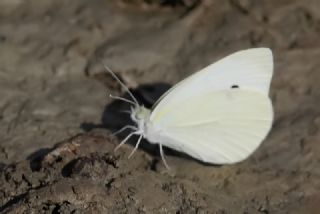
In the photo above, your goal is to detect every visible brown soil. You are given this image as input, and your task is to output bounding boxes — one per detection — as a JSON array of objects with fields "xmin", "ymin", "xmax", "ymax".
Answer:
[{"xmin": 1, "ymin": 0, "xmax": 320, "ymax": 213}]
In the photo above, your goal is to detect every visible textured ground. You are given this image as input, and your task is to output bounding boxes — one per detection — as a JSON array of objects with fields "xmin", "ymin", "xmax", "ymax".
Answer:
[{"xmin": 1, "ymin": 0, "xmax": 320, "ymax": 213}]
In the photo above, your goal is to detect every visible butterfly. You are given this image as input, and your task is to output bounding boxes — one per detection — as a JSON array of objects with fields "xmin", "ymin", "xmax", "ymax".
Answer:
[{"xmin": 105, "ymin": 48, "xmax": 274, "ymax": 169}]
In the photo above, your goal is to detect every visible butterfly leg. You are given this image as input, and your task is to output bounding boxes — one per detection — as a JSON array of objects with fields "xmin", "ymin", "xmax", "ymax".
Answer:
[
  {"xmin": 112, "ymin": 125, "xmax": 137, "ymax": 136},
  {"xmin": 159, "ymin": 144, "xmax": 170, "ymax": 170},
  {"xmin": 128, "ymin": 134, "xmax": 143, "ymax": 159},
  {"xmin": 114, "ymin": 132, "xmax": 137, "ymax": 152}
]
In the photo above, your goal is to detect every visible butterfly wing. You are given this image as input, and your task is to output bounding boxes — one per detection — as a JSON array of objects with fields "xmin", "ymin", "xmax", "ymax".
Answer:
[
  {"xmin": 149, "ymin": 90, "xmax": 273, "ymax": 164},
  {"xmin": 148, "ymin": 48, "xmax": 273, "ymax": 164},
  {"xmin": 151, "ymin": 48, "xmax": 273, "ymax": 112}
]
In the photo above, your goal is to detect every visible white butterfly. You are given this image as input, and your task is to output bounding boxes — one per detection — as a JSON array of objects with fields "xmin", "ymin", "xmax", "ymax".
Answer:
[{"xmin": 105, "ymin": 48, "xmax": 274, "ymax": 169}]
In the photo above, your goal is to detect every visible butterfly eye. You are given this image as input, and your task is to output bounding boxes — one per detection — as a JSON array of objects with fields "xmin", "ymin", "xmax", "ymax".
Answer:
[{"xmin": 231, "ymin": 85, "xmax": 239, "ymax": 89}]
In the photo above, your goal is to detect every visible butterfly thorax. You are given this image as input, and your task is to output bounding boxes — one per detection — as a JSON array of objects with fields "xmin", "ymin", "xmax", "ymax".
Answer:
[{"xmin": 130, "ymin": 105, "xmax": 151, "ymax": 136}]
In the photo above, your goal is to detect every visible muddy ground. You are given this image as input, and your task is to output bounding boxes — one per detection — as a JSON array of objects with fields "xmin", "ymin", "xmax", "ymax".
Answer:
[{"xmin": 1, "ymin": 0, "xmax": 320, "ymax": 213}]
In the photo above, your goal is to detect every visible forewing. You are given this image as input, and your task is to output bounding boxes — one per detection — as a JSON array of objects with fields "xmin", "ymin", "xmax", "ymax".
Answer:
[
  {"xmin": 150, "ymin": 90, "xmax": 273, "ymax": 164},
  {"xmin": 151, "ymin": 48, "xmax": 273, "ymax": 114}
]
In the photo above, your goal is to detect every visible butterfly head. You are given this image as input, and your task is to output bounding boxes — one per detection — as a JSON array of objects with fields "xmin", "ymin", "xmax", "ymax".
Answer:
[{"xmin": 130, "ymin": 105, "xmax": 151, "ymax": 133}]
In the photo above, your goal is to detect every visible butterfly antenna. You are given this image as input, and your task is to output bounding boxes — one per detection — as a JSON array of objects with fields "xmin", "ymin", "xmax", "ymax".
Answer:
[
  {"xmin": 109, "ymin": 94, "xmax": 136, "ymax": 105},
  {"xmin": 100, "ymin": 60, "xmax": 139, "ymax": 106}
]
